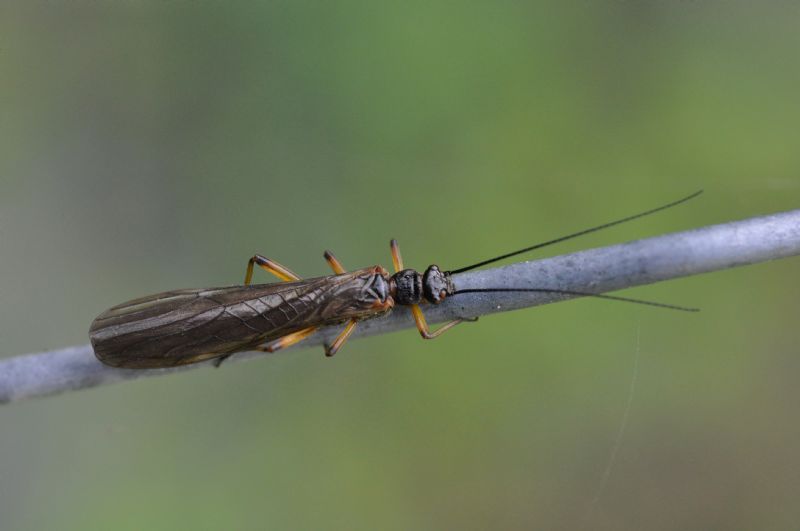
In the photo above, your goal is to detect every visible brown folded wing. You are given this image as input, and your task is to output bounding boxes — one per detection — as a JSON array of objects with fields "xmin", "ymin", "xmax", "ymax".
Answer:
[{"xmin": 89, "ymin": 268, "xmax": 390, "ymax": 368}]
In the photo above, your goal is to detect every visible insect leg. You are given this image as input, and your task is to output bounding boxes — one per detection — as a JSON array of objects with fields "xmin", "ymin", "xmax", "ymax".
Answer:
[
  {"xmin": 259, "ymin": 326, "xmax": 319, "ymax": 353},
  {"xmin": 324, "ymin": 319, "xmax": 358, "ymax": 357},
  {"xmin": 245, "ymin": 255, "xmax": 302, "ymax": 284},
  {"xmin": 208, "ymin": 255, "xmax": 303, "ymax": 368},
  {"xmin": 389, "ymin": 239, "xmax": 403, "ymax": 272},
  {"xmin": 323, "ymin": 250, "xmax": 347, "ymax": 274},
  {"xmin": 410, "ymin": 304, "xmax": 477, "ymax": 339},
  {"xmin": 212, "ymin": 355, "xmax": 230, "ymax": 368}
]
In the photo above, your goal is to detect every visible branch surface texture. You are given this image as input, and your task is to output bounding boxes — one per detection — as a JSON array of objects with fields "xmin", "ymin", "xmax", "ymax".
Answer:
[{"xmin": 1, "ymin": 209, "xmax": 799, "ymax": 404}]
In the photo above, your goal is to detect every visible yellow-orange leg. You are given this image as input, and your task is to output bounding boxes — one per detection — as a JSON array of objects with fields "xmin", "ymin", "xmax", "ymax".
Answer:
[
  {"xmin": 390, "ymin": 239, "xmax": 404, "ymax": 272},
  {"xmin": 261, "ymin": 326, "xmax": 319, "ymax": 353},
  {"xmin": 215, "ymin": 255, "xmax": 303, "ymax": 367},
  {"xmin": 410, "ymin": 304, "xmax": 475, "ymax": 339},
  {"xmin": 322, "ymin": 249, "xmax": 359, "ymax": 356},
  {"xmin": 244, "ymin": 255, "xmax": 302, "ymax": 285},
  {"xmin": 323, "ymin": 250, "xmax": 347, "ymax": 274},
  {"xmin": 325, "ymin": 319, "xmax": 358, "ymax": 357}
]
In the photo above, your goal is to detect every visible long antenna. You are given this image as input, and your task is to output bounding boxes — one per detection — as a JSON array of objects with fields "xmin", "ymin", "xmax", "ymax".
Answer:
[
  {"xmin": 453, "ymin": 288, "xmax": 699, "ymax": 312},
  {"xmin": 448, "ymin": 190, "xmax": 703, "ymax": 275}
]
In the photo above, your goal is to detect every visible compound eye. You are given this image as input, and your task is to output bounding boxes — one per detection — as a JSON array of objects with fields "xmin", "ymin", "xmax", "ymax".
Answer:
[{"xmin": 439, "ymin": 289, "xmax": 447, "ymax": 301}]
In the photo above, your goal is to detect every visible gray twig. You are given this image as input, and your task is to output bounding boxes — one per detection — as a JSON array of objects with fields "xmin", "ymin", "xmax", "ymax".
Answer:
[{"xmin": 1, "ymin": 209, "xmax": 799, "ymax": 404}]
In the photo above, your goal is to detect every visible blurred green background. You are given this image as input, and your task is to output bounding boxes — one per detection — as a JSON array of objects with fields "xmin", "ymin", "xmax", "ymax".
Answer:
[{"xmin": 1, "ymin": 2, "xmax": 799, "ymax": 530}]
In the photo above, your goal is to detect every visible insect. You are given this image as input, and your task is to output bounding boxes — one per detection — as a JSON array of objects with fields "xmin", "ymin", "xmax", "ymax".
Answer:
[{"xmin": 89, "ymin": 191, "xmax": 701, "ymax": 368}]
